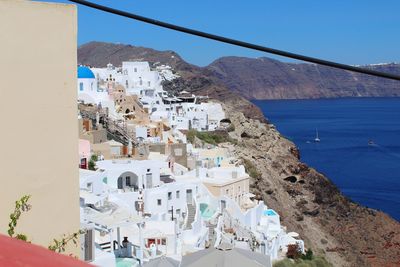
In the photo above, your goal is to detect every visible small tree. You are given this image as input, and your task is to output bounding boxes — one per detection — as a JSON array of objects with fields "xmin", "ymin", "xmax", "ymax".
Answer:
[
  {"xmin": 88, "ymin": 154, "xmax": 98, "ymax": 170},
  {"xmin": 90, "ymin": 154, "xmax": 98, "ymax": 162}
]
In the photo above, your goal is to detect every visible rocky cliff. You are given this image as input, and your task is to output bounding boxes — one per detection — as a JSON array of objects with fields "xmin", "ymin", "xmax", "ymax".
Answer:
[
  {"xmin": 78, "ymin": 41, "xmax": 400, "ymax": 266},
  {"xmin": 208, "ymin": 57, "xmax": 400, "ymax": 99},
  {"xmin": 224, "ymin": 105, "xmax": 400, "ymax": 267}
]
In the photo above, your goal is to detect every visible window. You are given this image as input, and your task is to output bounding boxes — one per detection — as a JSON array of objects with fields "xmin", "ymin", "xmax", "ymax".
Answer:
[
  {"xmin": 176, "ymin": 191, "xmax": 180, "ymax": 199},
  {"xmin": 225, "ymin": 189, "xmax": 229, "ymax": 195},
  {"xmin": 86, "ymin": 182, "xmax": 93, "ymax": 193},
  {"xmin": 126, "ymin": 176, "xmax": 131, "ymax": 186},
  {"xmin": 147, "ymin": 168, "xmax": 151, "ymax": 172},
  {"xmin": 79, "ymin": 82, "xmax": 84, "ymax": 91},
  {"xmin": 168, "ymin": 192, "xmax": 172, "ymax": 200},
  {"xmin": 148, "ymin": 81, "xmax": 151, "ymax": 87},
  {"xmin": 176, "ymin": 209, "xmax": 181, "ymax": 216},
  {"xmin": 157, "ymin": 199, "xmax": 162, "ymax": 206},
  {"xmin": 125, "ymin": 80, "xmax": 129, "ymax": 88},
  {"xmin": 134, "ymin": 68, "xmax": 137, "ymax": 72}
]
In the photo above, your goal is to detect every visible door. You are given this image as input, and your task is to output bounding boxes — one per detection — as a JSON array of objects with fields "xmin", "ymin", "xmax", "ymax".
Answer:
[
  {"xmin": 186, "ymin": 189, "xmax": 192, "ymax": 204},
  {"xmin": 84, "ymin": 229, "xmax": 94, "ymax": 261},
  {"xmin": 117, "ymin": 177, "xmax": 123, "ymax": 189},
  {"xmin": 146, "ymin": 173, "xmax": 153, "ymax": 188},
  {"xmin": 220, "ymin": 200, "xmax": 226, "ymax": 211},
  {"xmin": 80, "ymin": 158, "xmax": 87, "ymax": 169}
]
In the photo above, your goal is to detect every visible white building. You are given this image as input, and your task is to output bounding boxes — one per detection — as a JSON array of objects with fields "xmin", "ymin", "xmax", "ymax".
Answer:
[
  {"xmin": 78, "ymin": 66, "xmax": 107, "ymax": 104},
  {"xmin": 77, "ymin": 61, "xmax": 302, "ymax": 267},
  {"xmin": 91, "ymin": 62, "xmax": 226, "ymax": 132}
]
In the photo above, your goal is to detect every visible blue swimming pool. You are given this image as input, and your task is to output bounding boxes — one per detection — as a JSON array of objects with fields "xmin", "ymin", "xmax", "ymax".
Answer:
[
  {"xmin": 264, "ymin": 209, "xmax": 277, "ymax": 216},
  {"xmin": 116, "ymin": 258, "xmax": 139, "ymax": 267},
  {"xmin": 200, "ymin": 203, "xmax": 216, "ymax": 219}
]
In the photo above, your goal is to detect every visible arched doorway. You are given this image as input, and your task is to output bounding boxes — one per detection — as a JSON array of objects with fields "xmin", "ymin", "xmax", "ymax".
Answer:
[{"xmin": 117, "ymin": 171, "xmax": 139, "ymax": 191}]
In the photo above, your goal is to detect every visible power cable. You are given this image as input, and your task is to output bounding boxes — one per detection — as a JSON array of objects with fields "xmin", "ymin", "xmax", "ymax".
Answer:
[{"xmin": 69, "ymin": 0, "xmax": 400, "ymax": 81}]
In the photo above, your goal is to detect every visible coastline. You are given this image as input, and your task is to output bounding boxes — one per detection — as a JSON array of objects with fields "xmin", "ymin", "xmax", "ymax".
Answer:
[
  {"xmin": 223, "ymin": 103, "xmax": 400, "ymax": 266},
  {"xmin": 252, "ymin": 97, "xmax": 400, "ymax": 222}
]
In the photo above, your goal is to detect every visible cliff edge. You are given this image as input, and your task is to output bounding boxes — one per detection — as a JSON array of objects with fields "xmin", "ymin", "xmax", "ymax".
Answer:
[{"xmin": 224, "ymin": 104, "xmax": 400, "ymax": 267}]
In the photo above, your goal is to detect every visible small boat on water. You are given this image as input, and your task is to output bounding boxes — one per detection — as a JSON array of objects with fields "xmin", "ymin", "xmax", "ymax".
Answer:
[
  {"xmin": 368, "ymin": 140, "xmax": 375, "ymax": 146},
  {"xmin": 314, "ymin": 128, "xmax": 321, "ymax": 142}
]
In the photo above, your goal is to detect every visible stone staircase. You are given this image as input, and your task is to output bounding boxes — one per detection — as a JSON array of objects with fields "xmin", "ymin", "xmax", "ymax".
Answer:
[
  {"xmin": 207, "ymin": 223, "xmax": 217, "ymax": 246},
  {"xmin": 79, "ymin": 108, "xmax": 137, "ymax": 147},
  {"xmin": 184, "ymin": 203, "xmax": 196, "ymax": 230}
]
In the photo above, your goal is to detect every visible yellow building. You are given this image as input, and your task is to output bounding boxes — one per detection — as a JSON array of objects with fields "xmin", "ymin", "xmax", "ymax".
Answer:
[{"xmin": 0, "ymin": 0, "xmax": 80, "ymax": 256}]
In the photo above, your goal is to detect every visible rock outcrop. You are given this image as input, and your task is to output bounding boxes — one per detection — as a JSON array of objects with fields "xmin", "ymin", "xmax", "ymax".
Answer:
[{"xmin": 224, "ymin": 105, "xmax": 400, "ymax": 267}]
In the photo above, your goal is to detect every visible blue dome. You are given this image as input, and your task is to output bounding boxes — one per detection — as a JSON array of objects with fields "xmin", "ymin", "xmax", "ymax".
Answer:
[{"xmin": 78, "ymin": 66, "xmax": 95, "ymax": 79}]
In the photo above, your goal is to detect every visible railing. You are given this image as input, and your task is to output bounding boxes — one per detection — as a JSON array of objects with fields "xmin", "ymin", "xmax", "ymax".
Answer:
[{"xmin": 79, "ymin": 106, "xmax": 139, "ymax": 147}]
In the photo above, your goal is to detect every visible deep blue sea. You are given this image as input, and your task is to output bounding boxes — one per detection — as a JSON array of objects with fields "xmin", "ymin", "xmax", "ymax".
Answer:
[{"xmin": 253, "ymin": 98, "xmax": 400, "ymax": 221}]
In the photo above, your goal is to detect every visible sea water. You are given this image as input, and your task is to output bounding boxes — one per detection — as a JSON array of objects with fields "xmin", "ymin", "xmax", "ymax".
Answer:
[{"xmin": 253, "ymin": 98, "xmax": 400, "ymax": 221}]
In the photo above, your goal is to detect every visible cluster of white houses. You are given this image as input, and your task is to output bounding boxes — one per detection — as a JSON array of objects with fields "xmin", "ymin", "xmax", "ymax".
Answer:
[
  {"xmin": 77, "ymin": 62, "xmax": 304, "ymax": 267},
  {"xmin": 0, "ymin": 1, "xmax": 301, "ymax": 266}
]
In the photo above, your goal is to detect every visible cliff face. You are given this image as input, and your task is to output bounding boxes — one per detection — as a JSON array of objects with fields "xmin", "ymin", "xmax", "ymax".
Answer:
[
  {"xmin": 224, "ymin": 106, "xmax": 400, "ymax": 267},
  {"xmin": 78, "ymin": 41, "xmax": 400, "ymax": 266},
  {"xmin": 207, "ymin": 57, "xmax": 400, "ymax": 99}
]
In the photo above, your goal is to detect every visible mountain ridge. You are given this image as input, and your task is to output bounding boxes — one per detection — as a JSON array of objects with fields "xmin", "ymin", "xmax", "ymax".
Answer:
[
  {"xmin": 79, "ymin": 41, "xmax": 400, "ymax": 100},
  {"xmin": 207, "ymin": 56, "xmax": 400, "ymax": 99}
]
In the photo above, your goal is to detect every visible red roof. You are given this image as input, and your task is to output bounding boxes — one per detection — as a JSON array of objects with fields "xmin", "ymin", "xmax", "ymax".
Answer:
[{"xmin": 0, "ymin": 234, "xmax": 92, "ymax": 267}]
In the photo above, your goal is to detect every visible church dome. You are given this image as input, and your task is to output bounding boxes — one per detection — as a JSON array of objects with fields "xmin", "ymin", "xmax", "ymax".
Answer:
[{"xmin": 78, "ymin": 66, "xmax": 95, "ymax": 79}]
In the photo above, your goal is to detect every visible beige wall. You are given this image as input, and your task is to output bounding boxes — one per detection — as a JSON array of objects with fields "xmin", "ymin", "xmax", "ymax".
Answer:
[
  {"xmin": 204, "ymin": 177, "xmax": 249, "ymax": 204},
  {"xmin": 0, "ymin": 0, "xmax": 79, "ymax": 255}
]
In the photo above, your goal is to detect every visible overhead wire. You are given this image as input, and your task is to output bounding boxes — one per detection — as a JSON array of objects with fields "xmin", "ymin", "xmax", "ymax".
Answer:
[{"xmin": 69, "ymin": 0, "xmax": 400, "ymax": 81}]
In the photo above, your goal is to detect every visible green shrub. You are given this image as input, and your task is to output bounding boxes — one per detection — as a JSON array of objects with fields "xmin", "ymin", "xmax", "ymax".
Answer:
[
  {"xmin": 88, "ymin": 160, "xmax": 96, "ymax": 171},
  {"xmin": 187, "ymin": 129, "xmax": 197, "ymax": 144},
  {"xmin": 242, "ymin": 159, "xmax": 262, "ymax": 180},
  {"xmin": 274, "ymin": 259, "xmax": 295, "ymax": 267},
  {"xmin": 90, "ymin": 154, "xmax": 98, "ymax": 162},
  {"xmin": 187, "ymin": 129, "xmax": 237, "ymax": 145},
  {"xmin": 301, "ymin": 249, "xmax": 313, "ymax": 260}
]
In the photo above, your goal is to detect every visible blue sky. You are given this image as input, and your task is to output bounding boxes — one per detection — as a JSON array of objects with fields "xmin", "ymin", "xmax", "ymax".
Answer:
[{"xmin": 48, "ymin": 0, "xmax": 399, "ymax": 66}]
